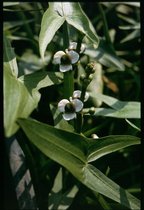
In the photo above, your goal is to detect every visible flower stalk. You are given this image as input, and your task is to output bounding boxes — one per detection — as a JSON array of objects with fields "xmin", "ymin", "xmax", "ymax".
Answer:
[{"xmin": 63, "ymin": 22, "xmax": 74, "ymax": 99}]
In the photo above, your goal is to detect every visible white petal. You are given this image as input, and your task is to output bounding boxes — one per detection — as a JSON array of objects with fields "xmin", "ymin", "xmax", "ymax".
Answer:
[
  {"xmin": 60, "ymin": 64, "xmax": 72, "ymax": 72},
  {"xmin": 80, "ymin": 43, "xmax": 86, "ymax": 53},
  {"xmin": 69, "ymin": 42, "xmax": 77, "ymax": 50},
  {"xmin": 53, "ymin": 51, "xmax": 65, "ymax": 64},
  {"xmin": 63, "ymin": 113, "xmax": 76, "ymax": 121},
  {"xmin": 58, "ymin": 99, "xmax": 69, "ymax": 112},
  {"xmin": 72, "ymin": 99, "xmax": 83, "ymax": 112},
  {"xmin": 73, "ymin": 90, "xmax": 81, "ymax": 98},
  {"xmin": 84, "ymin": 92, "xmax": 89, "ymax": 102},
  {"xmin": 68, "ymin": 50, "xmax": 79, "ymax": 64}
]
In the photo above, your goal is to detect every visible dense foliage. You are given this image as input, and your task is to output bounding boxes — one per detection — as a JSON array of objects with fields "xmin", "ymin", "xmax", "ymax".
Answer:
[{"xmin": 4, "ymin": 2, "xmax": 140, "ymax": 210}]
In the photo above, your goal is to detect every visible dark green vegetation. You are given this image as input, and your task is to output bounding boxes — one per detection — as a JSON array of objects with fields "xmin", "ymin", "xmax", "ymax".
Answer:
[{"xmin": 3, "ymin": 2, "xmax": 140, "ymax": 210}]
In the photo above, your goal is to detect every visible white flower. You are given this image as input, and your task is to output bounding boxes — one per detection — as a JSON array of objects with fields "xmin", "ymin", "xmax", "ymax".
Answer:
[
  {"xmin": 73, "ymin": 90, "xmax": 89, "ymax": 102},
  {"xmin": 53, "ymin": 48, "xmax": 79, "ymax": 72},
  {"xmin": 58, "ymin": 97, "xmax": 83, "ymax": 121},
  {"xmin": 68, "ymin": 42, "xmax": 86, "ymax": 53}
]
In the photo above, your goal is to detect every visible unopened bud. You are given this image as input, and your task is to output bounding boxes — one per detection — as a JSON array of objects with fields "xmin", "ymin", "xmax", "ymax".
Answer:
[
  {"xmin": 91, "ymin": 134, "xmax": 99, "ymax": 139},
  {"xmin": 89, "ymin": 107, "xmax": 95, "ymax": 115},
  {"xmin": 80, "ymin": 74, "xmax": 86, "ymax": 81},
  {"xmin": 85, "ymin": 62, "xmax": 96, "ymax": 74}
]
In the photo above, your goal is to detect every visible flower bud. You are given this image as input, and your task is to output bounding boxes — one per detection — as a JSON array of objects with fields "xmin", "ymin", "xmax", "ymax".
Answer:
[
  {"xmin": 80, "ymin": 74, "xmax": 86, "ymax": 81},
  {"xmin": 89, "ymin": 107, "xmax": 96, "ymax": 115},
  {"xmin": 85, "ymin": 62, "xmax": 96, "ymax": 74}
]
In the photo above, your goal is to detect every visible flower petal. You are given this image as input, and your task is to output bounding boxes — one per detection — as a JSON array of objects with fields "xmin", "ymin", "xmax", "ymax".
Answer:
[
  {"xmin": 72, "ymin": 99, "xmax": 83, "ymax": 112},
  {"xmin": 53, "ymin": 51, "xmax": 65, "ymax": 64},
  {"xmin": 80, "ymin": 43, "xmax": 86, "ymax": 53},
  {"xmin": 63, "ymin": 113, "xmax": 76, "ymax": 121},
  {"xmin": 84, "ymin": 92, "xmax": 89, "ymax": 102},
  {"xmin": 68, "ymin": 42, "xmax": 77, "ymax": 50},
  {"xmin": 73, "ymin": 90, "xmax": 81, "ymax": 99},
  {"xmin": 58, "ymin": 99, "xmax": 69, "ymax": 113},
  {"xmin": 60, "ymin": 64, "xmax": 72, "ymax": 72},
  {"xmin": 67, "ymin": 50, "xmax": 79, "ymax": 64}
]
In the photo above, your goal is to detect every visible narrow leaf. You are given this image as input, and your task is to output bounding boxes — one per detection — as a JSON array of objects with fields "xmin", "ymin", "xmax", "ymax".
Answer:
[
  {"xmin": 3, "ymin": 34, "xmax": 18, "ymax": 77},
  {"xmin": 84, "ymin": 164, "xmax": 140, "ymax": 210},
  {"xmin": 87, "ymin": 135, "xmax": 140, "ymax": 163}
]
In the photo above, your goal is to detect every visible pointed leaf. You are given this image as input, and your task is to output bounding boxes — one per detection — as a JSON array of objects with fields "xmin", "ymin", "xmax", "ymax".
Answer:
[
  {"xmin": 39, "ymin": 2, "xmax": 99, "ymax": 59},
  {"xmin": 19, "ymin": 70, "xmax": 63, "ymax": 103},
  {"xmin": 84, "ymin": 164, "xmax": 140, "ymax": 210},
  {"xmin": 17, "ymin": 118, "xmax": 87, "ymax": 180},
  {"xmin": 39, "ymin": 4, "xmax": 65, "ymax": 60},
  {"xmin": 87, "ymin": 135, "xmax": 140, "ymax": 163},
  {"xmin": 18, "ymin": 118, "xmax": 140, "ymax": 209}
]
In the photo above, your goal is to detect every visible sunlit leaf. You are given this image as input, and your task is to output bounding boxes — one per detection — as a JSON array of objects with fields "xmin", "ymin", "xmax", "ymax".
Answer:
[
  {"xmin": 18, "ymin": 118, "xmax": 140, "ymax": 209},
  {"xmin": 3, "ymin": 34, "xmax": 18, "ymax": 77},
  {"xmin": 39, "ymin": 2, "xmax": 99, "ymax": 59},
  {"xmin": 4, "ymin": 65, "xmax": 37, "ymax": 137},
  {"xmin": 3, "ymin": 2, "xmax": 19, "ymax": 7},
  {"xmin": 87, "ymin": 135, "xmax": 140, "ymax": 163}
]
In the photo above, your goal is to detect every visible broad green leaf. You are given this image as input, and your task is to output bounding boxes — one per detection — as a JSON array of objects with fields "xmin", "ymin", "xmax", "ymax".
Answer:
[
  {"xmin": 17, "ymin": 118, "xmax": 87, "ymax": 180},
  {"xmin": 48, "ymin": 168, "xmax": 79, "ymax": 210},
  {"xmin": 39, "ymin": 5, "xmax": 65, "ymax": 60},
  {"xmin": 3, "ymin": 34, "xmax": 18, "ymax": 77},
  {"xmin": 87, "ymin": 135, "xmax": 140, "ymax": 163},
  {"xmin": 87, "ymin": 106, "xmax": 140, "ymax": 119},
  {"xmin": 93, "ymin": 93, "xmax": 140, "ymax": 115},
  {"xmin": 39, "ymin": 2, "xmax": 99, "ymax": 59},
  {"xmin": 19, "ymin": 70, "xmax": 63, "ymax": 103},
  {"xmin": 4, "ymin": 65, "xmax": 37, "ymax": 137},
  {"xmin": 18, "ymin": 118, "xmax": 140, "ymax": 209},
  {"xmin": 84, "ymin": 164, "xmax": 140, "ymax": 210}
]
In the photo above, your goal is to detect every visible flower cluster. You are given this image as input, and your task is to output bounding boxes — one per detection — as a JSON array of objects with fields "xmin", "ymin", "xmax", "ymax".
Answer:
[
  {"xmin": 58, "ymin": 90, "xmax": 89, "ymax": 121},
  {"xmin": 53, "ymin": 42, "xmax": 85, "ymax": 72}
]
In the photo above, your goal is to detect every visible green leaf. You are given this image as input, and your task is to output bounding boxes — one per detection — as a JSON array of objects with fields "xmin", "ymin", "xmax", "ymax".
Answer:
[
  {"xmin": 87, "ymin": 135, "xmax": 140, "ymax": 163},
  {"xmin": 84, "ymin": 93, "xmax": 140, "ymax": 119},
  {"xmin": 3, "ymin": 34, "xmax": 18, "ymax": 77},
  {"xmin": 18, "ymin": 118, "xmax": 140, "ymax": 209},
  {"xmin": 125, "ymin": 119, "xmax": 141, "ymax": 131},
  {"xmin": 39, "ymin": 2, "xmax": 99, "ymax": 59},
  {"xmin": 89, "ymin": 106, "xmax": 140, "ymax": 119},
  {"xmin": 84, "ymin": 164, "xmax": 140, "ymax": 210},
  {"xmin": 4, "ymin": 65, "xmax": 37, "ymax": 137},
  {"xmin": 3, "ymin": 2, "xmax": 19, "ymax": 7},
  {"xmin": 85, "ymin": 39, "xmax": 125, "ymax": 71},
  {"xmin": 19, "ymin": 70, "xmax": 63, "ymax": 103},
  {"xmin": 39, "ymin": 4, "xmax": 65, "ymax": 60}
]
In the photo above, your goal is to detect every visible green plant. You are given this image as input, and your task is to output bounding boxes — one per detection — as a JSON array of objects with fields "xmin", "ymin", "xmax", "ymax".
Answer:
[{"xmin": 4, "ymin": 2, "xmax": 140, "ymax": 210}]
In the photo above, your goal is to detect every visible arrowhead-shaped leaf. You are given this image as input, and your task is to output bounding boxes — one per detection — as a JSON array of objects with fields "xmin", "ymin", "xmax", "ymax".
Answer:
[{"xmin": 39, "ymin": 2, "xmax": 99, "ymax": 59}]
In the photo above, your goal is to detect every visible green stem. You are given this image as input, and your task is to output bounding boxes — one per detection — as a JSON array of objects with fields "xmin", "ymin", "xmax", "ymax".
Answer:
[{"xmin": 63, "ymin": 21, "xmax": 74, "ymax": 99}]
